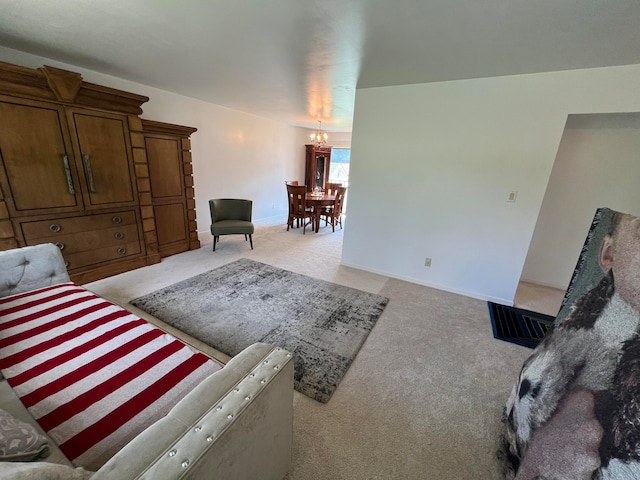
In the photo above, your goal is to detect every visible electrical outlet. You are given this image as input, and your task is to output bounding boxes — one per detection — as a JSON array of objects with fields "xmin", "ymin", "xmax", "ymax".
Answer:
[
  {"xmin": 424, "ymin": 257, "xmax": 432, "ymax": 267},
  {"xmin": 507, "ymin": 191, "xmax": 518, "ymax": 203}
]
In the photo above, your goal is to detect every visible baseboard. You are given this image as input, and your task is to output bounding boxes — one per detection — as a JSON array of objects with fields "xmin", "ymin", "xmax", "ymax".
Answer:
[
  {"xmin": 518, "ymin": 278, "xmax": 567, "ymax": 291},
  {"xmin": 339, "ymin": 261, "xmax": 514, "ymax": 306}
]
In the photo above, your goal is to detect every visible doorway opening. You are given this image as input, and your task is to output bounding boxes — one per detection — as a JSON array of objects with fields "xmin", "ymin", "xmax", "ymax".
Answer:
[{"xmin": 516, "ymin": 112, "xmax": 640, "ymax": 316}]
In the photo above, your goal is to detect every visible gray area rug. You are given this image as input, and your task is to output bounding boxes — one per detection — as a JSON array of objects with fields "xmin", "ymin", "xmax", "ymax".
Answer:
[{"xmin": 130, "ymin": 258, "xmax": 389, "ymax": 403}]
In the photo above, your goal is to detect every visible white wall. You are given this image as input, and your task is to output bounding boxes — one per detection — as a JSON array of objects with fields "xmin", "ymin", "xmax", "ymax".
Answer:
[
  {"xmin": 521, "ymin": 113, "xmax": 640, "ymax": 289},
  {"xmin": 0, "ymin": 46, "xmax": 308, "ymax": 235},
  {"xmin": 343, "ymin": 64, "xmax": 640, "ymax": 304},
  {"xmin": 5, "ymin": 46, "xmax": 639, "ymax": 305},
  {"xmin": 323, "ymin": 132, "xmax": 352, "ymax": 149}
]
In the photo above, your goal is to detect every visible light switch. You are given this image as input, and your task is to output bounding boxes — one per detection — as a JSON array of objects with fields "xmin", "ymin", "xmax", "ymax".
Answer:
[{"xmin": 507, "ymin": 191, "xmax": 518, "ymax": 203}]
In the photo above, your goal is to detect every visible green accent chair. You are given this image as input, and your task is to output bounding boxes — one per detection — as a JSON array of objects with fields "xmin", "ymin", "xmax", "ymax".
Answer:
[{"xmin": 209, "ymin": 199, "xmax": 254, "ymax": 251}]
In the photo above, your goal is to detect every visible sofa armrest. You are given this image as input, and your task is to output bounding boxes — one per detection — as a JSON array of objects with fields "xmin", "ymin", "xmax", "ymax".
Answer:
[
  {"xmin": 92, "ymin": 343, "xmax": 294, "ymax": 480},
  {"xmin": 0, "ymin": 244, "xmax": 70, "ymax": 298}
]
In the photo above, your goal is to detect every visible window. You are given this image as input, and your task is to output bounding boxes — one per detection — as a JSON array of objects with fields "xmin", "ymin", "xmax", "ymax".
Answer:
[
  {"xmin": 329, "ymin": 148, "xmax": 350, "ymax": 213},
  {"xmin": 329, "ymin": 148, "xmax": 350, "ymax": 186}
]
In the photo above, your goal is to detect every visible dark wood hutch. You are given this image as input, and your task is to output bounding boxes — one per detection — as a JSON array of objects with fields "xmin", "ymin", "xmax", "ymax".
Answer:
[{"xmin": 304, "ymin": 144, "xmax": 332, "ymax": 192}]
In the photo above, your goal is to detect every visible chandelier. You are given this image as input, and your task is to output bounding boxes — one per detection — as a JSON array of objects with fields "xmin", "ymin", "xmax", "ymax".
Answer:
[{"xmin": 309, "ymin": 120, "xmax": 328, "ymax": 147}]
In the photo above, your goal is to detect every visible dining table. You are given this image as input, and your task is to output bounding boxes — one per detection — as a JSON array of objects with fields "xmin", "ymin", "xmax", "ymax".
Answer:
[{"xmin": 305, "ymin": 192, "xmax": 336, "ymax": 233}]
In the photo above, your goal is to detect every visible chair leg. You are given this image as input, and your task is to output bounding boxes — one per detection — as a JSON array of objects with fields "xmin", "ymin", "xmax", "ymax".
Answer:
[
  {"xmin": 249, "ymin": 235, "xmax": 253, "ymax": 249},
  {"xmin": 244, "ymin": 234, "xmax": 248, "ymax": 241},
  {"xmin": 213, "ymin": 235, "xmax": 218, "ymax": 251}
]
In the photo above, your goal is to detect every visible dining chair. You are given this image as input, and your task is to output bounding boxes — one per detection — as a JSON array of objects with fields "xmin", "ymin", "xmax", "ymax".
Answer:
[
  {"xmin": 321, "ymin": 186, "xmax": 347, "ymax": 232},
  {"xmin": 319, "ymin": 182, "xmax": 342, "ymax": 224},
  {"xmin": 285, "ymin": 180, "xmax": 301, "ymax": 226},
  {"xmin": 325, "ymin": 182, "xmax": 342, "ymax": 195},
  {"xmin": 286, "ymin": 184, "xmax": 313, "ymax": 234},
  {"xmin": 209, "ymin": 198, "xmax": 254, "ymax": 251},
  {"xmin": 285, "ymin": 182, "xmax": 302, "ymax": 228}
]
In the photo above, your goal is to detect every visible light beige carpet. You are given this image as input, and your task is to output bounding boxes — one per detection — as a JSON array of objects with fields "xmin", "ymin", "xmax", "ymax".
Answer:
[{"xmin": 86, "ymin": 216, "xmax": 532, "ymax": 479}]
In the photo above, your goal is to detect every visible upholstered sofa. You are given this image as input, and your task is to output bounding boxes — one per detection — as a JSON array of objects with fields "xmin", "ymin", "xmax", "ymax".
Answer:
[{"xmin": 0, "ymin": 243, "xmax": 294, "ymax": 479}]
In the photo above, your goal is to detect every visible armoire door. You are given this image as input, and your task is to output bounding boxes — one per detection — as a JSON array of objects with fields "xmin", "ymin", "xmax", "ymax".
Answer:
[
  {"xmin": 67, "ymin": 108, "xmax": 137, "ymax": 208},
  {"xmin": 0, "ymin": 97, "xmax": 83, "ymax": 215},
  {"xmin": 144, "ymin": 134, "xmax": 189, "ymax": 257}
]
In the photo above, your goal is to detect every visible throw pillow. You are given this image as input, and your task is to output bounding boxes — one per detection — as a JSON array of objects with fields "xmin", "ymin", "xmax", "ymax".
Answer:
[
  {"xmin": 0, "ymin": 462, "xmax": 93, "ymax": 479},
  {"xmin": 500, "ymin": 208, "xmax": 640, "ymax": 478},
  {"xmin": 0, "ymin": 409, "xmax": 50, "ymax": 462}
]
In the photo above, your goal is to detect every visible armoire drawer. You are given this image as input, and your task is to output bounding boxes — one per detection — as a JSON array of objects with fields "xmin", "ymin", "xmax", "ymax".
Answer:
[
  {"xmin": 19, "ymin": 210, "xmax": 142, "ymax": 272},
  {"xmin": 21, "ymin": 211, "xmax": 137, "ymax": 239},
  {"xmin": 24, "ymin": 224, "xmax": 139, "ymax": 255},
  {"xmin": 64, "ymin": 241, "xmax": 142, "ymax": 270}
]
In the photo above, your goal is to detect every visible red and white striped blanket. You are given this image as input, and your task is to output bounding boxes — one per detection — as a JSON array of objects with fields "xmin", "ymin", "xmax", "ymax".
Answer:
[{"xmin": 0, "ymin": 282, "xmax": 223, "ymax": 471}]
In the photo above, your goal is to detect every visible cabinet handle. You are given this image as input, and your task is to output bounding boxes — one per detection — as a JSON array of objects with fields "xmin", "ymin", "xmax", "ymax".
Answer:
[
  {"xmin": 49, "ymin": 224, "xmax": 61, "ymax": 233},
  {"xmin": 62, "ymin": 154, "xmax": 75, "ymax": 194},
  {"xmin": 83, "ymin": 154, "xmax": 96, "ymax": 193},
  {"xmin": 114, "ymin": 232, "xmax": 124, "ymax": 240},
  {"xmin": 55, "ymin": 242, "xmax": 65, "ymax": 250},
  {"xmin": 112, "ymin": 216, "xmax": 122, "ymax": 224},
  {"xmin": 117, "ymin": 247, "xmax": 126, "ymax": 255}
]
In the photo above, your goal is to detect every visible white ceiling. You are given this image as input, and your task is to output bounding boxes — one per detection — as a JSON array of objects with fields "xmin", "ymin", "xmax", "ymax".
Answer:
[{"xmin": 1, "ymin": 0, "xmax": 639, "ymax": 132}]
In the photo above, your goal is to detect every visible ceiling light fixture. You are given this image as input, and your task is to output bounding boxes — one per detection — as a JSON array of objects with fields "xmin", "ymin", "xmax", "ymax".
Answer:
[{"xmin": 309, "ymin": 120, "xmax": 328, "ymax": 147}]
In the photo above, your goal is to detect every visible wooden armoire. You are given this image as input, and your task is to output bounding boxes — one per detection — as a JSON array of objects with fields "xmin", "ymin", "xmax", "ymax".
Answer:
[
  {"xmin": 0, "ymin": 62, "xmax": 200, "ymax": 283},
  {"xmin": 141, "ymin": 120, "xmax": 200, "ymax": 258}
]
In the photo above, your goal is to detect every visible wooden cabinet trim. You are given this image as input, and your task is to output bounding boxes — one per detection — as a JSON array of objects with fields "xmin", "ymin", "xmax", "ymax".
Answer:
[
  {"xmin": 141, "ymin": 119, "xmax": 197, "ymax": 136},
  {"xmin": 0, "ymin": 62, "xmax": 148, "ymax": 115}
]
